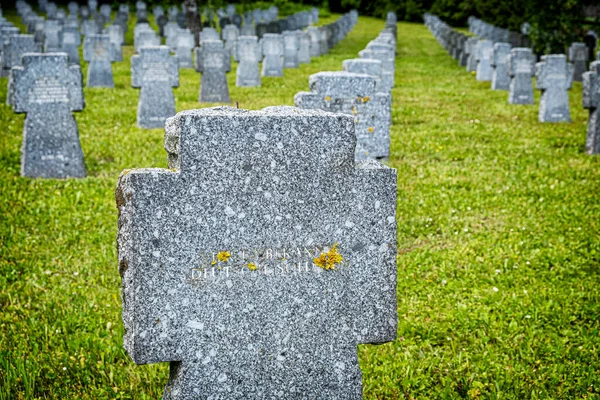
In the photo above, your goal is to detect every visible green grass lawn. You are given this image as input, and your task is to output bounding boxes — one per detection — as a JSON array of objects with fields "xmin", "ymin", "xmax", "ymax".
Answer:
[{"xmin": 1, "ymin": 10, "xmax": 600, "ymax": 400}]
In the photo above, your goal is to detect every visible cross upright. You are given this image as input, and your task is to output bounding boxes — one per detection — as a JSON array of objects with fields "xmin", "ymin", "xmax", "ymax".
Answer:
[
  {"xmin": 235, "ymin": 35, "xmax": 261, "ymax": 87},
  {"xmin": 3, "ymin": 34, "xmax": 41, "ymax": 82},
  {"xmin": 131, "ymin": 45, "xmax": 179, "ymax": 128},
  {"xmin": 260, "ymin": 33, "xmax": 283, "ymax": 77},
  {"xmin": 83, "ymin": 33, "xmax": 114, "ymax": 87},
  {"xmin": 116, "ymin": 106, "xmax": 397, "ymax": 399},
  {"xmin": 583, "ymin": 61, "xmax": 600, "ymax": 154},
  {"xmin": 195, "ymin": 39, "xmax": 230, "ymax": 103},
  {"xmin": 11, "ymin": 53, "xmax": 86, "ymax": 178},
  {"xmin": 569, "ymin": 42, "xmax": 588, "ymax": 82},
  {"xmin": 507, "ymin": 47, "xmax": 535, "ymax": 104},
  {"xmin": 491, "ymin": 42, "xmax": 511, "ymax": 90},
  {"xmin": 536, "ymin": 54, "xmax": 573, "ymax": 123},
  {"xmin": 475, "ymin": 39, "xmax": 493, "ymax": 81}
]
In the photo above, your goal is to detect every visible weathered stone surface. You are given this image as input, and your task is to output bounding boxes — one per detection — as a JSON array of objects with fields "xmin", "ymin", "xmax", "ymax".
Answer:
[
  {"xmin": 569, "ymin": 42, "xmax": 588, "ymax": 83},
  {"xmin": 81, "ymin": 19, "xmax": 99, "ymax": 36},
  {"xmin": 131, "ymin": 46, "xmax": 179, "ymax": 128},
  {"xmin": 100, "ymin": 4, "xmax": 111, "ymax": 19},
  {"xmin": 536, "ymin": 54, "xmax": 573, "ymax": 123},
  {"xmin": 282, "ymin": 30, "xmax": 299, "ymax": 68},
  {"xmin": 104, "ymin": 24, "xmax": 124, "ymax": 62},
  {"xmin": 11, "ymin": 53, "xmax": 86, "ymax": 178},
  {"xmin": 583, "ymin": 61, "xmax": 600, "ymax": 154},
  {"xmin": 134, "ymin": 26, "xmax": 160, "ymax": 53},
  {"xmin": 465, "ymin": 37, "xmax": 478, "ymax": 72},
  {"xmin": 507, "ymin": 47, "xmax": 535, "ymax": 105},
  {"xmin": 221, "ymin": 24, "xmax": 238, "ymax": 61},
  {"xmin": 342, "ymin": 58, "xmax": 384, "ymax": 92},
  {"xmin": 358, "ymin": 44, "xmax": 394, "ymax": 93},
  {"xmin": 3, "ymin": 34, "xmax": 41, "ymax": 81},
  {"xmin": 116, "ymin": 105, "xmax": 397, "ymax": 399},
  {"xmin": 61, "ymin": 27, "xmax": 81, "ymax": 65},
  {"xmin": 261, "ymin": 33, "xmax": 283, "ymax": 77},
  {"xmin": 195, "ymin": 39, "xmax": 230, "ymax": 103},
  {"xmin": 84, "ymin": 34, "xmax": 114, "ymax": 87},
  {"xmin": 491, "ymin": 42, "xmax": 511, "ymax": 90},
  {"xmin": 175, "ymin": 29, "xmax": 194, "ymax": 68},
  {"xmin": 200, "ymin": 27, "xmax": 219, "ymax": 42},
  {"xmin": 236, "ymin": 35, "xmax": 260, "ymax": 87},
  {"xmin": 44, "ymin": 19, "xmax": 62, "ymax": 52},
  {"xmin": 294, "ymin": 71, "xmax": 392, "ymax": 160},
  {"xmin": 475, "ymin": 40, "xmax": 493, "ymax": 81},
  {"xmin": 297, "ymin": 30, "xmax": 311, "ymax": 64},
  {"xmin": 307, "ymin": 26, "xmax": 321, "ymax": 57}
]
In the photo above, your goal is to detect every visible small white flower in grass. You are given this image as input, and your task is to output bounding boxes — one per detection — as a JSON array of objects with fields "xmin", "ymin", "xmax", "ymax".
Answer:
[
  {"xmin": 63, "ymin": 367, "xmax": 66, "ymax": 371},
  {"xmin": 467, "ymin": 207, "xmax": 471, "ymax": 211},
  {"xmin": 45, "ymin": 270, "xmax": 52, "ymax": 275},
  {"xmin": 454, "ymin": 231, "xmax": 458, "ymax": 235},
  {"xmin": 73, "ymin": 271, "xmax": 79, "ymax": 276},
  {"xmin": 526, "ymin": 261, "xmax": 530, "ymax": 265},
  {"xmin": 451, "ymin": 209, "xmax": 456, "ymax": 214},
  {"xmin": 55, "ymin": 329, "xmax": 60, "ymax": 333},
  {"xmin": 513, "ymin": 264, "xmax": 518, "ymax": 269},
  {"xmin": 539, "ymin": 198, "xmax": 544, "ymax": 202},
  {"xmin": 441, "ymin": 279, "xmax": 447, "ymax": 286},
  {"xmin": 446, "ymin": 337, "xmax": 451, "ymax": 341},
  {"xmin": 492, "ymin": 287, "xmax": 499, "ymax": 292},
  {"xmin": 524, "ymin": 289, "xmax": 528, "ymax": 295},
  {"xmin": 495, "ymin": 269, "xmax": 501, "ymax": 274},
  {"xmin": 463, "ymin": 228, "xmax": 468, "ymax": 232},
  {"xmin": 525, "ymin": 315, "xmax": 531, "ymax": 319}
]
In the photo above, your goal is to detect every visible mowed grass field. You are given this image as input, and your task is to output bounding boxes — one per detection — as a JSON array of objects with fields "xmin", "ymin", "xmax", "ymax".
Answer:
[{"xmin": 1, "ymin": 9, "xmax": 600, "ymax": 400}]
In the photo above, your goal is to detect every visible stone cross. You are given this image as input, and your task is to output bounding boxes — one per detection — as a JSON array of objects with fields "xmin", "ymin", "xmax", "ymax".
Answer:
[
  {"xmin": 221, "ymin": 24, "xmax": 238, "ymax": 61},
  {"xmin": 131, "ymin": 46, "xmax": 179, "ymax": 129},
  {"xmin": 104, "ymin": 24, "xmax": 124, "ymax": 62},
  {"xmin": 195, "ymin": 39, "xmax": 230, "ymax": 103},
  {"xmin": 3, "ymin": 34, "xmax": 41, "ymax": 81},
  {"xmin": 82, "ymin": 19, "xmax": 99, "ymax": 36},
  {"xmin": 297, "ymin": 30, "xmax": 311, "ymax": 64},
  {"xmin": 535, "ymin": 54, "xmax": 573, "ymax": 123},
  {"xmin": 46, "ymin": 2, "xmax": 57, "ymax": 19},
  {"xmin": 569, "ymin": 42, "xmax": 588, "ymax": 82},
  {"xmin": 358, "ymin": 43, "xmax": 394, "ymax": 93},
  {"xmin": 11, "ymin": 53, "xmax": 85, "ymax": 178},
  {"xmin": 116, "ymin": 106, "xmax": 397, "ymax": 399},
  {"xmin": 200, "ymin": 27, "xmax": 220, "ymax": 42},
  {"xmin": 235, "ymin": 35, "xmax": 261, "ymax": 87},
  {"xmin": 61, "ymin": 26, "xmax": 81, "ymax": 65},
  {"xmin": 465, "ymin": 37, "xmax": 478, "ymax": 73},
  {"xmin": 100, "ymin": 4, "xmax": 111, "ymax": 19},
  {"xmin": 88, "ymin": 0, "xmax": 98, "ymax": 12},
  {"xmin": 491, "ymin": 42, "xmax": 511, "ymax": 90},
  {"xmin": 583, "ymin": 61, "xmax": 600, "ymax": 154},
  {"xmin": 261, "ymin": 33, "xmax": 283, "ymax": 77},
  {"xmin": 294, "ymin": 71, "xmax": 392, "ymax": 160},
  {"xmin": 135, "ymin": 27, "xmax": 160, "ymax": 53},
  {"xmin": 84, "ymin": 33, "xmax": 114, "ymax": 88},
  {"xmin": 282, "ymin": 30, "xmax": 299, "ymax": 68},
  {"xmin": 44, "ymin": 19, "xmax": 62, "ymax": 52},
  {"xmin": 67, "ymin": 1, "xmax": 78, "ymax": 16},
  {"xmin": 164, "ymin": 22, "xmax": 180, "ymax": 48},
  {"xmin": 475, "ymin": 40, "xmax": 493, "ymax": 81},
  {"xmin": 507, "ymin": 47, "xmax": 535, "ymax": 104},
  {"xmin": 342, "ymin": 58, "xmax": 384, "ymax": 93},
  {"xmin": 175, "ymin": 29, "xmax": 194, "ymax": 68},
  {"xmin": 307, "ymin": 26, "xmax": 321, "ymax": 57}
]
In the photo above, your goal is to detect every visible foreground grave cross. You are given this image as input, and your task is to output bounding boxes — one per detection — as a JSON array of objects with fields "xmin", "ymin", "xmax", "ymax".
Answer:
[
  {"xmin": 12, "ymin": 53, "xmax": 86, "ymax": 178},
  {"xmin": 583, "ymin": 61, "xmax": 600, "ymax": 154},
  {"xmin": 116, "ymin": 106, "xmax": 398, "ymax": 399}
]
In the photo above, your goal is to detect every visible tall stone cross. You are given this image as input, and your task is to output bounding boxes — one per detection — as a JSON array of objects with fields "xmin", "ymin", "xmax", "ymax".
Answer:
[
  {"xmin": 475, "ymin": 40, "xmax": 493, "ymax": 81},
  {"xmin": 535, "ymin": 54, "xmax": 573, "ymax": 123},
  {"xmin": 342, "ymin": 58, "xmax": 384, "ymax": 93},
  {"xmin": 175, "ymin": 29, "xmax": 194, "ymax": 68},
  {"xmin": 11, "ymin": 53, "xmax": 86, "ymax": 178},
  {"xmin": 131, "ymin": 46, "xmax": 179, "ymax": 129},
  {"xmin": 83, "ymin": 33, "xmax": 114, "ymax": 88},
  {"xmin": 116, "ymin": 106, "xmax": 397, "ymax": 399},
  {"xmin": 583, "ymin": 61, "xmax": 600, "ymax": 154},
  {"xmin": 359, "ymin": 41, "xmax": 395, "ymax": 92},
  {"xmin": 507, "ymin": 47, "xmax": 535, "ymax": 105},
  {"xmin": 44, "ymin": 19, "xmax": 62, "ymax": 52},
  {"xmin": 297, "ymin": 30, "xmax": 311, "ymax": 64},
  {"xmin": 282, "ymin": 30, "xmax": 299, "ymax": 68},
  {"xmin": 61, "ymin": 27, "xmax": 81, "ymax": 65},
  {"xmin": 491, "ymin": 42, "xmax": 511, "ymax": 90},
  {"xmin": 221, "ymin": 24, "xmax": 238, "ymax": 61},
  {"xmin": 235, "ymin": 35, "xmax": 261, "ymax": 87},
  {"xmin": 195, "ymin": 39, "xmax": 230, "ymax": 103},
  {"xmin": 260, "ymin": 33, "xmax": 283, "ymax": 77},
  {"xmin": 104, "ymin": 24, "xmax": 124, "ymax": 62},
  {"xmin": 569, "ymin": 42, "xmax": 588, "ymax": 82},
  {"xmin": 3, "ymin": 34, "xmax": 41, "ymax": 82},
  {"xmin": 294, "ymin": 71, "xmax": 391, "ymax": 161}
]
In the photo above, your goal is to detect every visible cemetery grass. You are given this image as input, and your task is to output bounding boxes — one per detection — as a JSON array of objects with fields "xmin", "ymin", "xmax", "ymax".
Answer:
[{"xmin": 1, "ymin": 12, "xmax": 600, "ymax": 400}]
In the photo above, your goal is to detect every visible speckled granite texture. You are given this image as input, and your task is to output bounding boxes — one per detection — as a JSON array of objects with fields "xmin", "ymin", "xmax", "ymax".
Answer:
[
  {"xmin": 116, "ymin": 106, "xmax": 397, "ymax": 399},
  {"xmin": 507, "ymin": 48, "xmax": 535, "ymax": 105},
  {"xmin": 475, "ymin": 40, "xmax": 493, "ymax": 81},
  {"xmin": 536, "ymin": 54, "xmax": 573, "ymax": 123},
  {"xmin": 491, "ymin": 42, "xmax": 511, "ymax": 91},
  {"xmin": 195, "ymin": 39, "xmax": 230, "ymax": 103},
  {"xmin": 84, "ymin": 34, "xmax": 114, "ymax": 88},
  {"xmin": 11, "ymin": 53, "xmax": 86, "ymax": 178},
  {"xmin": 294, "ymin": 71, "xmax": 391, "ymax": 160},
  {"xmin": 569, "ymin": 42, "xmax": 588, "ymax": 83}
]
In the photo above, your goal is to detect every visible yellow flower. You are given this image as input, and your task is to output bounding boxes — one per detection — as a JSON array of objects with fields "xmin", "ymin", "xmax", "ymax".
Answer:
[
  {"xmin": 247, "ymin": 263, "xmax": 257, "ymax": 271},
  {"xmin": 313, "ymin": 244, "xmax": 344, "ymax": 270},
  {"xmin": 217, "ymin": 251, "xmax": 231, "ymax": 262},
  {"xmin": 367, "ymin": 127, "xmax": 374, "ymax": 133}
]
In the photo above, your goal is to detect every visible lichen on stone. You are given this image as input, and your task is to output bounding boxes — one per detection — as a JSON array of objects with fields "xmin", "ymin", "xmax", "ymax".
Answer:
[
  {"xmin": 217, "ymin": 251, "xmax": 231, "ymax": 262},
  {"xmin": 313, "ymin": 244, "xmax": 343, "ymax": 270}
]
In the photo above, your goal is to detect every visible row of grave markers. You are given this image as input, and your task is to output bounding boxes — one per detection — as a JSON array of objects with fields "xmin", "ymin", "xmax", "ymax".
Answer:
[{"xmin": 425, "ymin": 14, "xmax": 600, "ymax": 156}]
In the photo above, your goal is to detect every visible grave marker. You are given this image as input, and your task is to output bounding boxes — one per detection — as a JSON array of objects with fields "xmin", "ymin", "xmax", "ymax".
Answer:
[
  {"xmin": 536, "ymin": 54, "xmax": 573, "ymax": 123},
  {"xmin": 236, "ymin": 35, "xmax": 260, "ymax": 87},
  {"xmin": 195, "ymin": 39, "xmax": 230, "ymax": 103},
  {"xmin": 84, "ymin": 33, "xmax": 114, "ymax": 87},
  {"xmin": 568, "ymin": 42, "xmax": 588, "ymax": 83},
  {"xmin": 11, "ymin": 53, "xmax": 86, "ymax": 178},
  {"xmin": 175, "ymin": 29, "xmax": 194, "ymax": 68},
  {"xmin": 491, "ymin": 42, "xmax": 511, "ymax": 90},
  {"xmin": 3, "ymin": 34, "xmax": 41, "ymax": 81},
  {"xmin": 131, "ymin": 46, "xmax": 179, "ymax": 128},
  {"xmin": 507, "ymin": 47, "xmax": 535, "ymax": 104},
  {"xmin": 475, "ymin": 40, "xmax": 493, "ymax": 81},
  {"xmin": 583, "ymin": 61, "xmax": 600, "ymax": 154},
  {"xmin": 116, "ymin": 105, "xmax": 397, "ymax": 399},
  {"xmin": 61, "ymin": 27, "xmax": 81, "ymax": 65},
  {"xmin": 297, "ymin": 30, "xmax": 311, "ymax": 64},
  {"xmin": 261, "ymin": 33, "xmax": 283, "ymax": 77},
  {"xmin": 282, "ymin": 30, "xmax": 299, "ymax": 68}
]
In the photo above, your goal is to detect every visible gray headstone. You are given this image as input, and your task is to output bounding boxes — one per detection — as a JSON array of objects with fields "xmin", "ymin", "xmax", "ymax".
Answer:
[
  {"xmin": 236, "ymin": 35, "xmax": 260, "ymax": 87},
  {"xmin": 100, "ymin": 4, "xmax": 111, "ymax": 19},
  {"xmin": 261, "ymin": 33, "xmax": 283, "ymax": 77},
  {"xmin": 297, "ymin": 30, "xmax": 311, "ymax": 64},
  {"xmin": 61, "ymin": 27, "xmax": 81, "ymax": 65},
  {"xmin": 11, "ymin": 53, "xmax": 86, "ymax": 178},
  {"xmin": 195, "ymin": 39, "xmax": 230, "ymax": 103},
  {"xmin": 46, "ymin": 2, "xmax": 57, "ymax": 19},
  {"xmin": 583, "ymin": 61, "xmax": 600, "ymax": 154},
  {"xmin": 200, "ymin": 27, "xmax": 219, "ymax": 42},
  {"xmin": 84, "ymin": 34, "xmax": 114, "ymax": 87},
  {"xmin": 3, "ymin": 34, "xmax": 42, "ymax": 80},
  {"xmin": 319, "ymin": 27, "xmax": 328, "ymax": 55},
  {"xmin": 475, "ymin": 40, "xmax": 493, "ymax": 81},
  {"xmin": 175, "ymin": 29, "xmax": 194, "ymax": 68},
  {"xmin": 165, "ymin": 22, "xmax": 180, "ymax": 49},
  {"xmin": 282, "ymin": 30, "xmax": 299, "ymax": 68},
  {"xmin": 67, "ymin": 1, "xmax": 78, "ymax": 16},
  {"xmin": 135, "ymin": 27, "xmax": 160, "ymax": 53},
  {"xmin": 221, "ymin": 24, "xmax": 238, "ymax": 61},
  {"xmin": 153, "ymin": 5, "xmax": 164, "ymax": 19},
  {"xmin": 82, "ymin": 19, "xmax": 99, "ymax": 36},
  {"xmin": 115, "ymin": 105, "xmax": 397, "ymax": 399},
  {"xmin": 465, "ymin": 37, "xmax": 478, "ymax": 73},
  {"xmin": 491, "ymin": 42, "xmax": 511, "ymax": 90},
  {"xmin": 44, "ymin": 19, "xmax": 62, "ymax": 52},
  {"xmin": 342, "ymin": 58, "xmax": 384, "ymax": 93},
  {"xmin": 104, "ymin": 24, "xmax": 124, "ymax": 62},
  {"xmin": 569, "ymin": 42, "xmax": 589, "ymax": 83},
  {"xmin": 507, "ymin": 47, "xmax": 535, "ymax": 104},
  {"xmin": 358, "ymin": 44, "xmax": 394, "ymax": 93},
  {"xmin": 131, "ymin": 46, "xmax": 179, "ymax": 128},
  {"xmin": 88, "ymin": 0, "xmax": 98, "ymax": 12},
  {"xmin": 294, "ymin": 71, "xmax": 392, "ymax": 160},
  {"xmin": 536, "ymin": 54, "xmax": 573, "ymax": 123}
]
